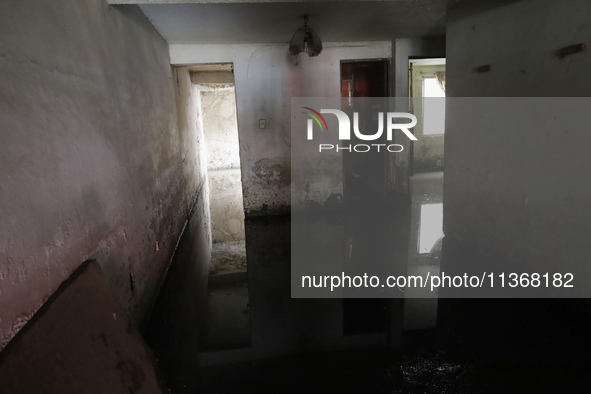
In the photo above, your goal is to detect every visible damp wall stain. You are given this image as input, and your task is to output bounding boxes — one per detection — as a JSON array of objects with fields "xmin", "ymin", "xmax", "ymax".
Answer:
[{"xmin": 0, "ymin": 1, "xmax": 209, "ymax": 350}]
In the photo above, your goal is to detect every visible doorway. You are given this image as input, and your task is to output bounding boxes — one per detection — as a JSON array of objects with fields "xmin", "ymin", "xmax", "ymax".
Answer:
[
  {"xmin": 340, "ymin": 59, "xmax": 392, "ymax": 336},
  {"xmin": 192, "ymin": 65, "xmax": 250, "ymax": 351},
  {"xmin": 409, "ymin": 58, "xmax": 446, "ymax": 174},
  {"xmin": 340, "ymin": 59, "xmax": 390, "ymax": 208},
  {"xmin": 403, "ymin": 58, "xmax": 446, "ymax": 331}
]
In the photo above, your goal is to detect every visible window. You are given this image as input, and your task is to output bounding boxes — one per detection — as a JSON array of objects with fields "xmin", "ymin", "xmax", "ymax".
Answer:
[{"xmin": 422, "ymin": 77, "xmax": 445, "ymax": 135}]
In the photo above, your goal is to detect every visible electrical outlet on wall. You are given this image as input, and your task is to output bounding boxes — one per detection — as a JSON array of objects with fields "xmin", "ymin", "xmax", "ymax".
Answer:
[{"xmin": 259, "ymin": 119, "xmax": 266, "ymax": 129}]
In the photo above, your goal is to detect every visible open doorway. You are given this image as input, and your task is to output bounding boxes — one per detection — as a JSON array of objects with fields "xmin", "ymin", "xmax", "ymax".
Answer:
[
  {"xmin": 340, "ymin": 59, "xmax": 392, "ymax": 337},
  {"xmin": 192, "ymin": 65, "xmax": 250, "ymax": 351},
  {"xmin": 403, "ymin": 58, "xmax": 445, "ymax": 331},
  {"xmin": 408, "ymin": 57, "xmax": 445, "ymax": 256},
  {"xmin": 340, "ymin": 59, "xmax": 389, "ymax": 207},
  {"xmin": 409, "ymin": 58, "xmax": 446, "ymax": 174}
]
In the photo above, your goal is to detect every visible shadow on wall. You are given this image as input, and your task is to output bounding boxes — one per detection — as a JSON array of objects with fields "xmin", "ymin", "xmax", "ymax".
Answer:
[
  {"xmin": 143, "ymin": 193, "xmax": 211, "ymax": 393},
  {"xmin": 142, "ymin": 66, "xmax": 214, "ymax": 393}
]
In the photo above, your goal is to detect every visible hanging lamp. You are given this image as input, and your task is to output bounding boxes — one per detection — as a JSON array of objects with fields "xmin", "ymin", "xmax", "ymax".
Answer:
[{"xmin": 289, "ymin": 16, "xmax": 323, "ymax": 58}]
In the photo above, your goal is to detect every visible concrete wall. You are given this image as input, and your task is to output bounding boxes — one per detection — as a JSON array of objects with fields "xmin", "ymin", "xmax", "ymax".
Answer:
[
  {"xmin": 446, "ymin": 0, "xmax": 591, "ymax": 98},
  {"xmin": 208, "ymin": 170, "xmax": 245, "ymax": 242},
  {"xmin": 170, "ymin": 42, "xmax": 393, "ymax": 215},
  {"xmin": 411, "ymin": 64, "xmax": 445, "ymax": 173},
  {"xmin": 142, "ymin": 67, "xmax": 212, "ymax": 394},
  {"xmin": 200, "ymin": 85, "xmax": 241, "ymax": 172},
  {"xmin": 197, "ymin": 83, "xmax": 245, "ymax": 242},
  {"xmin": 444, "ymin": 0, "xmax": 591, "ymax": 281},
  {"xmin": 0, "ymin": 0, "xmax": 206, "ymax": 350}
]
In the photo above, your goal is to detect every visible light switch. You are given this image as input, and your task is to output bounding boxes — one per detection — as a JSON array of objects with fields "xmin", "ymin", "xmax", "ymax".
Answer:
[{"xmin": 259, "ymin": 119, "xmax": 266, "ymax": 129}]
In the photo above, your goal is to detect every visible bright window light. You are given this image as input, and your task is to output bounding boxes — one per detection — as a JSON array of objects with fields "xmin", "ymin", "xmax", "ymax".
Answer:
[{"xmin": 423, "ymin": 77, "xmax": 445, "ymax": 135}]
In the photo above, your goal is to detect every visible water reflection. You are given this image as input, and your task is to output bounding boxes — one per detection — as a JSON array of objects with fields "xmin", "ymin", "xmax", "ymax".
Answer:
[
  {"xmin": 146, "ymin": 172, "xmax": 445, "ymax": 390},
  {"xmin": 201, "ymin": 241, "xmax": 250, "ymax": 351},
  {"xmin": 404, "ymin": 172, "xmax": 444, "ymax": 330},
  {"xmin": 418, "ymin": 203, "xmax": 443, "ymax": 254},
  {"xmin": 147, "ymin": 174, "xmax": 591, "ymax": 393},
  {"xmin": 199, "ymin": 172, "xmax": 445, "ymax": 365}
]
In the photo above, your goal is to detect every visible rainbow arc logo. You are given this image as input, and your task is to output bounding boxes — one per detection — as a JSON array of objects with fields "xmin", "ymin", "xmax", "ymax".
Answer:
[{"xmin": 302, "ymin": 107, "xmax": 328, "ymax": 131}]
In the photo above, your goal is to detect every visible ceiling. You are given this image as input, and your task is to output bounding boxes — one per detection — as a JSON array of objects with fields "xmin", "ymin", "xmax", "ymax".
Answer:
[{"xmin": 138, "ymin": 1, "xmax": 455, "ymax": 45}]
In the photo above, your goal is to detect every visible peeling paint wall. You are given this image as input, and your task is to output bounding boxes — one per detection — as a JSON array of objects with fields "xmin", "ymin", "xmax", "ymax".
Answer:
[
  {"xmin": 0, "ymin": 0, "xmax": 205, "ymax": 350},
  {"xmin": 444, "ymin": 0, "xmax": 591, "ymax": 278},
  {"xmin": 170, "ymin": 42, "xmax": 393, "ymax": 216}
]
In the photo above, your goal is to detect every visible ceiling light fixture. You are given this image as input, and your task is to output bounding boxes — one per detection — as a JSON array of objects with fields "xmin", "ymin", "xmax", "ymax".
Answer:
[{"xmin": 289, "ymin": 16, "xmax": 323, "ymax": 58}]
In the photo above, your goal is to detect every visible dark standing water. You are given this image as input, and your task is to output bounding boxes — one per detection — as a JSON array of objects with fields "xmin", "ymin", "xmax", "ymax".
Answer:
[{"xmin": 146, "ymin": 172, "xmax": 591, "ymax": 393}]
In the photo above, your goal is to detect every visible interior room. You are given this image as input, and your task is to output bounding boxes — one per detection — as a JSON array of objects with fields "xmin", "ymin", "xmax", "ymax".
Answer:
[{"xmin": 1, "ymin": 0, "xmax": 591, "ymax": 393}]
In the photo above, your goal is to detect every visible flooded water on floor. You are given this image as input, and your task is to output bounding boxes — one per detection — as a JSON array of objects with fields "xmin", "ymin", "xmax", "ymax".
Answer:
[{"xmin": 146, "ymin": 171, "xmax": 591, "ymax": 393}]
